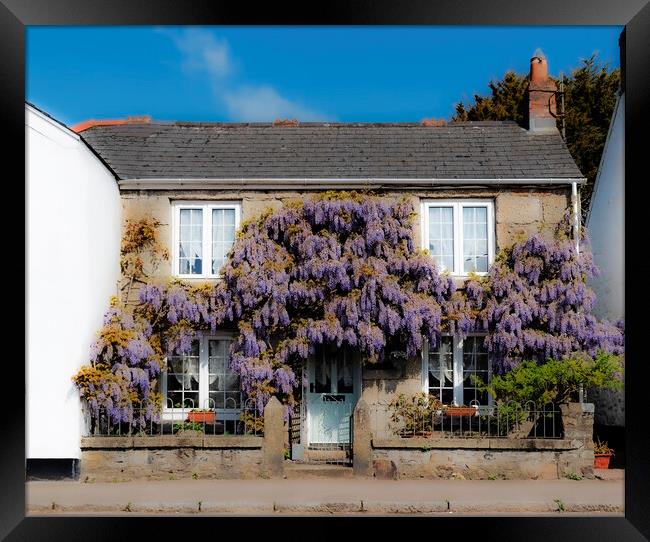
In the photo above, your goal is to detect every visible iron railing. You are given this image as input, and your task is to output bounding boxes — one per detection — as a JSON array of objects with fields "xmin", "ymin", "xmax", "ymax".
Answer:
[
  {"xmin": 83, "ymin": 397, "xmax": 263, "ymax": 437},
  {"xmin": 371, "ymin": 400, "xmax": 563, "ymax": 440}
]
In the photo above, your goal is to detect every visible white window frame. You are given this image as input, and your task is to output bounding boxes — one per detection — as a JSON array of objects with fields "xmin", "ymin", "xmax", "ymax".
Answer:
[
  {"xmin": 421, "ymin": 334, "xmax": 493, "ymax": 409},
  {"xmin": 162, "ymin": 333, "xmax": 241, "ymax": 421},
  {"xmin": 420, "ymin": 199, "xmax": 495, "ymax": 277},
  {"xmin": 172, "ymin": 200, "xmax": 241, "ymax": 279}
]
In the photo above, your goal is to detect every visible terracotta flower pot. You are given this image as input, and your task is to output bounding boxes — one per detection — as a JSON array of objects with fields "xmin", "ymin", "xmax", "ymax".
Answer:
[
  {"xmin": 187, "ymin": 411, "xmax": 215, "ymax": 424},
  {"xmin": 594, "ymin": 453, "xmax": 613, "ymax": 469},
  {"xmin": 443, "ymin": 407, "xmax": 477, "ymax": 417}
]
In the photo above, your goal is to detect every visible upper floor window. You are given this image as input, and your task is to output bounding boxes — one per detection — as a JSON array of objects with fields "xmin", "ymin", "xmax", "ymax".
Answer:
[
  {"xmin": 421, "ymin": 200, "xmax": 494, "ymax": 275},
  {"xmin": 172, "ymin": 201, "xmax": 241, "ymax": 278}
]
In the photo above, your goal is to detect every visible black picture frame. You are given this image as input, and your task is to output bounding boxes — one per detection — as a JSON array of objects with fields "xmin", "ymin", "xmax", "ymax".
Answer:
[{"xmin": 7, "ymin": 1, "xmax": 649, "ymax": 539}]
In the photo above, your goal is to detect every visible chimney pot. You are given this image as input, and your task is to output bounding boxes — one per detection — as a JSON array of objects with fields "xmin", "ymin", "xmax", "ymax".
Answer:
[{"xmin": 530, "ymin": 55, "xmax": 549, "ymax": 84}]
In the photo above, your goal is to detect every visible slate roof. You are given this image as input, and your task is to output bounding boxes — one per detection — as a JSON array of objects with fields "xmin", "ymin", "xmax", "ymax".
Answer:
[{"xmin": 80, "ymin": 121, "xmax": 584, "ymax": 182}]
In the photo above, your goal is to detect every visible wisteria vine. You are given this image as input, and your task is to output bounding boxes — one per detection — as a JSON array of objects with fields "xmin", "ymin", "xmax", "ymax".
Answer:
[
  {"xmin": 464, "ymin": 214, "xmax": 624, "ymax": 372},
  {"xmin": 73, "ymin": 192, "xmax": 623, "ymax": 426}
]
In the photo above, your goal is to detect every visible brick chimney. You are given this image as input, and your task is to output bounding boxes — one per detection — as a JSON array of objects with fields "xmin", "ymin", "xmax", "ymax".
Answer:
[{"xmin": 528, "ymin": 50, "xmax": 558, "ymax": 133}]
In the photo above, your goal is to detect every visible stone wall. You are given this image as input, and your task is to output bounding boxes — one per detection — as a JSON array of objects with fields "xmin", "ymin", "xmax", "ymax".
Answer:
[
  {"xmin": 80, "ymin": 397, "xmax": 286, "ymax": 482},
  {"xmin": 360, "ymin": 356, "xmax": 422, "ymax": 407},
  {"xmin": 120, "ymin": 187, "xmax": 570, "ymax": 284},
  {"xmin": 354, "ymin": 401, "xmax": 595, "ymax": 480},
  {"xmin": 80, "ymin": 437, "xmax": 264, "ymax": 482}
]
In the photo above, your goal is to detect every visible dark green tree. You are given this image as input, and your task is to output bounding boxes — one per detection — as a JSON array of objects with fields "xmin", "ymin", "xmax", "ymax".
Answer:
[
  {"xmin": 454, "ymin": 71, "xmax": 528, "ymax": 124},
  {"xmin": 452, "ymin": 54, "xmax": 620, "ymax": 221},
  {"xmin": 562, "ymin": 56, "xmax": 620, "ymax": 216}
]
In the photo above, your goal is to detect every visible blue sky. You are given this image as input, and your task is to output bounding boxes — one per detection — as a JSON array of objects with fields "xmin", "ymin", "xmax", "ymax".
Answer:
[{"xmin": 27, "ymin": 26, "xmax": 622, "ymax": 127}]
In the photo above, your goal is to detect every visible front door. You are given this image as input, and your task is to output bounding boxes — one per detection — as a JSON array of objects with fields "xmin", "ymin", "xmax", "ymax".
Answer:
[{"xmin": 306, "ymin": 347, "xmax": 360, "ymax": 445}]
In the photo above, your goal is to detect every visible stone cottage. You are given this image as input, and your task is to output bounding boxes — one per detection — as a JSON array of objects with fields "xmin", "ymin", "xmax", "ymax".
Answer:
[{"xmin": 70, "ymin": 52, "xmax": 596, "ymax": 480}]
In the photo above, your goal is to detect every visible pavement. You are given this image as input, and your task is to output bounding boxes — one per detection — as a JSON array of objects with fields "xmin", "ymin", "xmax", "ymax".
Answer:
[{"xmin": 26, "ymin": 472, "xmax": 625, "ymax": 516}]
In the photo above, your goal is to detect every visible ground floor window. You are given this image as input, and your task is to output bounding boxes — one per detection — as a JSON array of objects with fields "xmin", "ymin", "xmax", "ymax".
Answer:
[
  {"xmin": 163, "ymin": 334, "xmax": 241, "ymax": 412},
  {"xmin": 422, "ymin": 334, "xmax": 491, "ymax": 407}
]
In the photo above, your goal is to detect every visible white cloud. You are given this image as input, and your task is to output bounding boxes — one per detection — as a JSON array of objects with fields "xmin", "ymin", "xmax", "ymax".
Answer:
[
  {"xmin": 223, "ymin": 85, "xmax": 329, "ymax": 121},
  {"xmin": 168, "ymin": 28, "xmax": 232, "ymax": 79},
  {"xmin": 164, "ymin": 28, "xmax": 332, "ymax": 121}
]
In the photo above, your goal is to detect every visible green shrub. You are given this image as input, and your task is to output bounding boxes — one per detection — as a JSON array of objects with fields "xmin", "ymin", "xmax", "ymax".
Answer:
[{"xmin": 472, "ymin": 351, "xmax": 623, "ymax": 406}]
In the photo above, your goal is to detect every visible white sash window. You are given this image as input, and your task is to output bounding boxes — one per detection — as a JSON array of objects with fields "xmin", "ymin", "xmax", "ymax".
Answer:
[
  {"xmin": 173, "ymin": 201, "xmax": 241, "ymax": 278},
  {"xmin": 421, "ymin": 200, "xmax": 494, "ymax": 276},
  {"xmin": 163, "ymin": 335, "xmax": 241, "ymax": 413}
]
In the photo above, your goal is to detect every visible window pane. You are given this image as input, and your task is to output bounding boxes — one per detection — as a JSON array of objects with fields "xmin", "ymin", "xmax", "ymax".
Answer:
[
  {"xmin": 225, "ymin": 374, "xmax": 240, "ymax": 393},
  {"xmin": 166, "ymin": 373, "xmax": 182, "ymax": 391},
  {"xmin": 210, "ymin": 392, "xmax": 225, "ymax": 409},
  {"xmin": 179, "ymin": 209, "xmax": 202, "ymax": 274},
  {"xmin": 462, "ymin": 206, "xmax": 488, "ymax": 273},
  {"xmin": 184, "ymin": 374, "xmax": 199, "ymax": 391},
  {"xmin": 314, "ymin": 358, "xmax": 331, "ymax": 393},
  {"xmin": 207, "ymin": 339, "xmax": 239, "ymax": 410},
  {"xmin": 167, "ymin": 340, "xmax": 200, "ymax": 408},
  {"xmin": 191, "ymin": 257, "xmax": 203, "ymax": 274},
  {"xmin": 441, "ymin": 255, "xmax": 454, "ymax": 272},
  {"xmin": 212, "ymin": 208, "xmax": 237, "ymax": 274},
  {"xmin": 442, "ymin": 239, "xmax": 454, "ymax": 256},
  {"xmin": 209, "ymin": 375, "xmax": 222, "ymax": 392},
  {"xmin": 183, "ymin": 393, "xmax": 199, "ymax": 409},
  {"xmin": 167, "ymin": 391, "xmax": 183, "ymax": 409},
  {"xmin": 463, "ymin": 222, "xmax": 475, "ymax": 240},
  {"xmin": 209, "ymin": 339, "xmax": 226, "ymax": 357},
  {"xmin": 441, "ymin": 389, "xmax": 454, "ymax": 405},
  {"xmin": 428, "ymin": 336, "xmax": 453, "ymax": 402},
  {"xmin": 462, "ymin": 336, "xmax": 489, "ymax": 405},
  {"xmin": 336, "ymin": 356, "xmax": 354, "ymax": 394},
  {"xmin": 428, "ymin": 206, "xmax": 454, "ymax": 272}
]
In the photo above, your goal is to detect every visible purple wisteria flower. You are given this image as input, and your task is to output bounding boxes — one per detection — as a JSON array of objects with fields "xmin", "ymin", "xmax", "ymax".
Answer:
[{"xmin": 75, "ymin": 194, "xmax": 624, "ymax": 423}]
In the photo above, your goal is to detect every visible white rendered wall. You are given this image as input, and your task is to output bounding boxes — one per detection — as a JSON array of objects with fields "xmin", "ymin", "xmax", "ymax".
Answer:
[
  {"xmin": 26, "ymin": 105, "xmax": 121, "ymax": 458},
  {"xmin": 586, "ymin": 93, "xmax": 624, "ymax": 324},
  {"xmin": 585, "ymin": 93, "xmax": 625, "ymax": 427}
]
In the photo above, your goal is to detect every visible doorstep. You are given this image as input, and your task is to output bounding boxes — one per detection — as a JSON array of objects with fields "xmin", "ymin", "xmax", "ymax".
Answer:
[{"xmin": 283, "ymin": 462, "xmax": 354, "ymax": 479}]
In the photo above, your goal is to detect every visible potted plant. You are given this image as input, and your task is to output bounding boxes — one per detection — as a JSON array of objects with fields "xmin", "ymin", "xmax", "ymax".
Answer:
[
  {"xmin": 187, "ymin": 408, "xmax": 216, "ymax": 424},
  {"xmin": 593, "ymin": 438, "xmax": 614, "ymax": 469},
  {"xmin": 443, "ymin": 404, "xmax": 478, "ymax": 417},
  {"xmin": 388, "ymin": 392, "xmax": 442, "ymax": 437}
]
